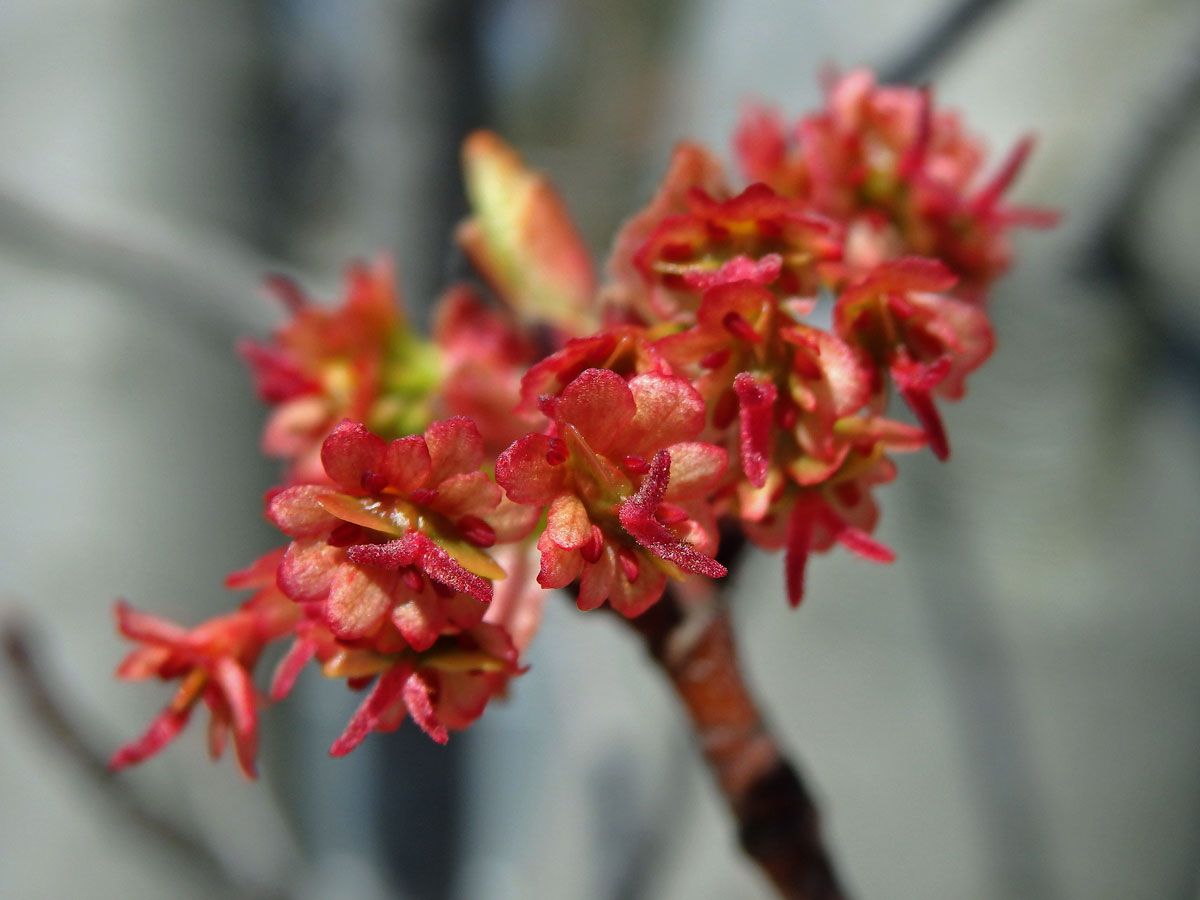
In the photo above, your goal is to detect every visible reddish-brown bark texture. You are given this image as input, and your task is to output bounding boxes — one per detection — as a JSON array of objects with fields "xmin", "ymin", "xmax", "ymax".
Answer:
[{"xmin": 620, "ymin": 594, "xmax": 849, "ymax": 900}]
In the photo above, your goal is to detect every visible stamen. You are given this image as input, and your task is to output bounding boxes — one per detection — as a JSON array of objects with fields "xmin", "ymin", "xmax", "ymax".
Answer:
[{"xmin": 545, "ymin": 437, "xmax": 568, "ymax": 466}]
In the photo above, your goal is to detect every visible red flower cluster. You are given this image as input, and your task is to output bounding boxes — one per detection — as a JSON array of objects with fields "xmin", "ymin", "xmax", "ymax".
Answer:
[{"xmin": 113, "ymin": 71, "xmax": 1048, "ymax": 775}]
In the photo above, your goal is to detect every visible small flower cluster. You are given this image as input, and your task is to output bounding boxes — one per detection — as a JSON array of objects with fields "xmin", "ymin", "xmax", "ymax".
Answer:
[{"xmin": 113, "ymin": 69, "xmax": 1048, "ymax": 775}]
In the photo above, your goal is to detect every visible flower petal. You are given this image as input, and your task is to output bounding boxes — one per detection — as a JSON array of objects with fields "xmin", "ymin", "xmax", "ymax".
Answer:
[
  {"xmin": 321, "ymin": 420, "xmax": 388, "ymax": 493},
  {"xmin": 495, "ymin": 433, "xmax": 569, "ymax": 506},
  {"xmin": 555, "ymin": 368, "xmax": 636, "ymax": 456},
  {"xmin": 267, "ymin": 485, "xmax": 341, "ymax": 537},
  {"xmin": 626, "ymin": 374, "xmax": 706, "ymax": 455},
  {"xmin": 663, "ymin": 442, "xmax": 728, "ymax": 500},
  {"xmin": 325, "ymin": 564, "xmax": 396, "ymax": 639},
  {"xmin": 546, "ymin": 494, "xmax": 592, "ymax": 550},
  {"xmin": 425, "ymin": 416, "xmax": 485, "ymax": 484},
  {"xmin": 383, "ymin": 435, "xmax": 433, "ymax": 494},
  {"xmin": 404, "ymin": 670, "xmax": 449, "ymax": 744}
]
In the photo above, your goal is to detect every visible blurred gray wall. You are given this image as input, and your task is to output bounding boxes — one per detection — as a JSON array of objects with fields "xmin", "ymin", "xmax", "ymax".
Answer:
[{"xmin": 2, "ymin": 2, "xmax": 1199, "ymax": 899}]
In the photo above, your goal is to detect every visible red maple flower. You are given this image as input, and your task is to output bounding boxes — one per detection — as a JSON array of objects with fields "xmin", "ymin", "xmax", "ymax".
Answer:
[
  {"xmin": 496, "ymin": 368, "xmax": 728, "ymax": 617},
  {"xmin": 734, "ymin": 70, "xmax": 1055, "ymax": 297},
  {"xmin": 834, "ymin": 257, "xmax": 993, "ymax": 459},
  {"xmin": 268, "ymin": 417, "xmax": 535, "ymax": 651},
  {"xmin": 630, "ymin": 184, "xmax": 842, "ymax": 321},
  {"xmin": 240, "ymin": 257, "xmax": 434, "ymax": 483},
  {"xmin": 110, "ymin": 550, "xmax": 298, "ymax": 778},
  {"xmin": 737, "ymin": 416, "xmax": 926, "ymax": 606}
]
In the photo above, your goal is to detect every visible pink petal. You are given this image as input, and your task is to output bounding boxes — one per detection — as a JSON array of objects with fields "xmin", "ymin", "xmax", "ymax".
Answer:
[
  {"xmin": 663, "ymin": 442, "xmax": 728, "ymax": 500},
  {"xmin": 627, "ymin": 375, "xmax": 706, "ymax": 455},
  {"xmin": 383, "ymin": 435, "xmax": 433, "ymax": 495},
  {"xmin": 267, "ymin": 485, "xmax": 341, "ymax": 537},
  {"xmin": 546, "ymin": 494, "xmax": 592, "ymax": 550},
  {"xmin": 110, "ymin": 705, "xmax": 193, "ymax": 771},
  {"xmin": 278, "ymin": 538, "xmax": 340, "ymax": 604},
  {"xmin": 224, "ymin": 548, "xmax": 287, "ymax": 591},
  {"xmin": 321, "ymin": 420, "xmax": 387, "ymax": 493},
  {"xmin": 431, "ymin": 472, "xmax": 502, "ymax": 519},
  {"xmin": 391, "ymin": 590, "xmax": 448, "ymax": 652},
  {"xmin": 555, "ymin": 368, "xmax": 636, "ymax": 456},
  {"xmin": 495, "ymin": 433, "xmax": 569, "ymax": 505},
  {"xmin": 535, "ymin": 531, "xmax": 584, "ymax": 589},
  {"xmin": 212, "ymin": 657, "xmax": 259, "ymax": 779},
  {"xmin": 325, "ymin": 564, "xmax": 396, "ymax": 639},
  {"xmin": 607, "ymin": 562, "xmax": 668, "ymax": 619},
  {"xmin": 329, "ymin": 664, "xmax": 410, "ymax": 757},
  {"xmin": 403, "ymin": 671, "xmax": 449, "ymax": 743},
  {"xmin": 424, "ymin": 416, "xmax": 484, "ymax": 484},
  {"xmin": 270, "ymin": 638, "xmax": 316, "ymax": 701}
]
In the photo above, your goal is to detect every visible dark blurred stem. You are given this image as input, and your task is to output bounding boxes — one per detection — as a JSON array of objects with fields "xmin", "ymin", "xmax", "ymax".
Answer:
[
  {"xmin": 0, "ymin": 616, "xmax": 289, "ymax": 900},
  {"xmin": 880, "ymin": 0, "xmax": 1018, "ymax": 84},
  {"xmin": 616, "ymin": 591, "xmax": 848, "ymax": 900},
  {"xmin": 1082, "ymin": 31, "xmax": 1200, "ymax": 395}
]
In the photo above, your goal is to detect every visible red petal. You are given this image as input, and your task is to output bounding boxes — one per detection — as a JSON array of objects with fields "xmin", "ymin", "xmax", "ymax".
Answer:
[
  {"xmin": 425, "ymin": 416, "xmax": 485, "ymax": 483},
  {"xmin": 329, "ymin": 664, "xmax": 410, "ymax": 757},
  {"xmin": 325, "ymin": 564, "xmax": 396, "ymax": 639},
  {"xmin": 267, "ymin": 485, "xmax": 341, "ymax": 537},
  {"xmin": 110, "ymin": 705, "xmax": 193, "ymax": 771},
  {"xmin": 391, "ymin": 590, "xmax": 448, "ymax": 652},
  {"xmin": 556, "ymin": 368, "xmax": 636, "ymax": 456},
  {"xmin": 495, "ymin": 433, "xmax": 570, "ymax": 505},
  {"xmin": 321, "ymin": 420, "xmax": 387, "ymax": 493},
  {"xmin": 663, "ymin": 442, "xmax": 728, "ymax": 501},
  {"xmin": 404, "ymin": 671, "xmax": 449, "ymax": 744},
  {"xmin": 113, "ymin": 601, "xmax": 189, "ymax": 647},
  {"xmin": 213, "ymin": 657, "xmax": 259, "ymax": 779},
  {"xmin": 270, "ymin": 638, "xmax": 316, "ymax": 701},
  {"xmin": 278, "ymin": 538, "xmax": 340, "ymax": 604},
  {"xmin": 383, "ymin": 435, "xmax": 433, "ymax": 495},
  {"xmin": 627, "ymin": 374, "xmax": 706, "ymax": 455},
  {"xmin": 545, "ymin": 494, "xmax": 592, "ymax": 550}
]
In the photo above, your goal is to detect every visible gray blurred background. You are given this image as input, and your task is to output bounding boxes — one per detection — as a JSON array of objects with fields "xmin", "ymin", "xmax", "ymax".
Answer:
[{"xmin": 2, "ymin": 1, "xmax": 1199, "ymax": 898}]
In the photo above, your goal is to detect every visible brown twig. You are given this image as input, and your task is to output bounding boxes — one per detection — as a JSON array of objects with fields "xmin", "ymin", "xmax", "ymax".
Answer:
[
  {"xmin": 0, "ymin": 614, "xmax": 290, "ymax": 900},
  {"xmin": 615, "ymin": 591, "xmax": 848, "ymax": 900}
]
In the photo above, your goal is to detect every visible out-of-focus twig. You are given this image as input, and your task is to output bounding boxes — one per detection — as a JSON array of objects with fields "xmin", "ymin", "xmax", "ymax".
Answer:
[
  {"xmin": 616, "ymin": 592, "xmax": 849, "ymax": 900},
  {"xmin": 880, "ymin": 0, "xmax": 1019, "ymax": 84},
  {"xmin": 0, "ymin": 181, "xmax": 283, "ymax": 355},
  {"xmin": 0, "ymin": 615, "xmax": 290, "ymax": 900},
  {"xmin": 1080, "ymin": 31, "xmax": 1200, "ymax": 396}
]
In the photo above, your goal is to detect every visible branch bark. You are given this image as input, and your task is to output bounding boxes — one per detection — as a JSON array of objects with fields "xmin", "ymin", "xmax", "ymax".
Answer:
[{"xmin": 616, "ymin": 591, "xmax": 848, "ymax": 900}]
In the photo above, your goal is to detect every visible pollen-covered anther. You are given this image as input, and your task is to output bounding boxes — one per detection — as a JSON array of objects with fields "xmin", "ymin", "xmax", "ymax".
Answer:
[
  {"xmin": 580, "ymin": 524, "xmax": 604, "ymax": 563},
  {"xmin": 723, "ymin": 311, "xmax": 763, "ymax": 343},
  {"xmin": 545, "ymin": 437, "xmax": 568, "ymax": 466},
  {"xmin": 623, "ymin": 454, "xmax": 650, "ymax": 475},
  {"xmin": 655, "ymin": 502, "xmax": 689, "ymax": 525},
  {"xmin": 400, "ymin": 565, "xmax": 424, "ymax": 592},
  {"xmin": 618, "ymin": 547, "xmax": 640, "ymax": 582},
  {"xmin": 713, "ymin": 387, "xmax": 739, "ymax": 429},
  {"xmin": 700, "ymin": 348, "xmax": 732, "ymax": 370},
  {"xmin": 457, "ymin": 515, "xmax": 497, "ymax": 548},
  {"xmin": 328, "ymin": 522, "xmax": 364, "ymax": 547},
  {"xmin": 360, "ymin": 470, "xmax": 388, "ymax": 493}
]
